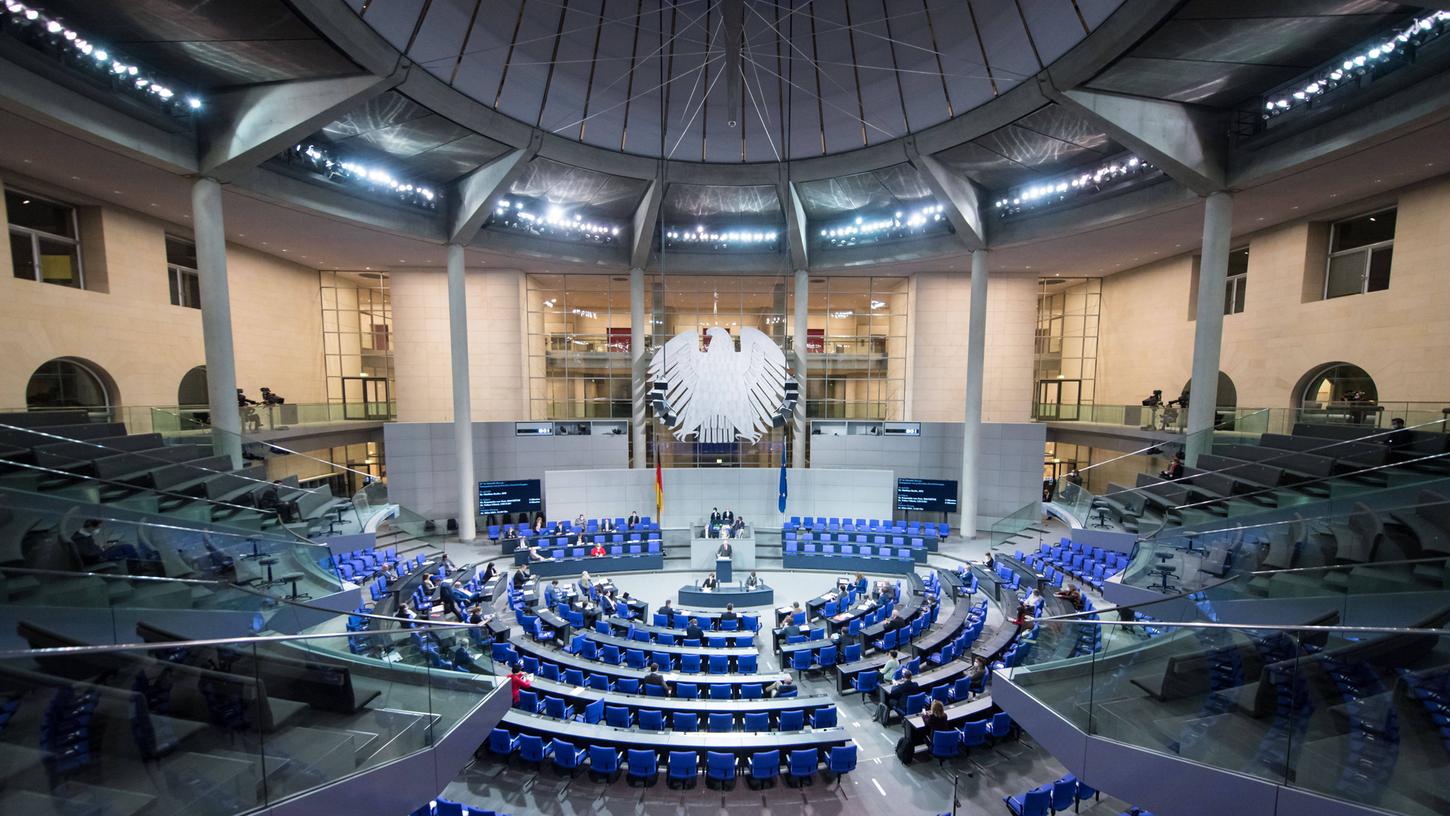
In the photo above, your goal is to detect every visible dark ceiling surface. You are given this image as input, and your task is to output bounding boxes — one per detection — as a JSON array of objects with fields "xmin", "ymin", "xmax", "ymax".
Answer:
[{"xmin": 346, "ymin": 0, "xmax": 1127, "ymax": 163}]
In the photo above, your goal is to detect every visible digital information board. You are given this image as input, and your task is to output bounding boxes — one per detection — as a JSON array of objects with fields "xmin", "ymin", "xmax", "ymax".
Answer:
[
  {"xmin": 478, "ymin": 479, "xmax": 542, "ymax": 516},
  {"xmin": 894, "ymin": 478, "xmax": 959, "ymax": 513}
]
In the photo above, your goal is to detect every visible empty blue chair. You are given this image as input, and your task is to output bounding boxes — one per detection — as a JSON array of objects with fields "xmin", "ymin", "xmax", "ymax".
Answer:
[
  {"xmin": 487, "ymin": 728, "xmax": 517, "ymax": 759},
  {"xmin": 516, "ymin": 689, "xmax": 543, "ymax": 713},
  {"xmin": 1075, "ymin": 779, "xmax": 1101, "ymax": 810},
  {"xmin": 520, "ymin": 655, "xmax": 540, "ymax": 674},
  {"xmin": 987, "ymin": 711, "xmax": 1016, "ymax": 742},
  {"xmin": 564, "ymin": 668, "xmax": 586, "ymax": 687},
  {"xmin": 843, "ymin": 643, "xmax": 862, "ymax": 662},
  {"xmin": 543, "ymin": 696, "xmax": 572, "ymax": 720},
  {"xmin": 812, "ymin": 706, "xmax": 837, "ymax": 728},
  {"xmin": 1049, "ymin": 777, "xmax": 1077, "ymax": 813},
  {"xmin": 626, "ymin": 748, "xmax": 658, "ymax": 786},
  {"xmin": 539, "ymin": 663, "xmax": 561, "ymax": 682},
  {"xmin": 626, "ymin": 648, "xmax": 647, "ymax": 669},
  {"xmin": 600, "ymin": 645, "xmax": 621, "ymax": 665},
  {"xmin": 748, "ymin": 749, "xmax": 780, "ymax": 789},
  {"xmin": 738, "ymin": 653, "xmax": 757, "ymax": 673},
  {"xmin": 644, "ymin": 683, "xmax": 667, "ymax": 697},
  {"xmin": 740, "ymin": 683, "xmax": 763, "ymax": 699},
  {"xmin": 605, "ymin": 704, "xmax": 632, "ymax": 729},
  {"xmin": 667, "ymin": 750, "xmax": 698, "ymax": 788},
  {"xmin": 638, "ymin": 708, "xmax": 664, "ymax": 731},
  {"xmin": 673, "ymin": 712, "xmax": 698, "ymax": 732},
  {"xmin": 616, "ymin": 678, "xmax": 640, "ymax": 694},
  {"xmin": 787, "ymin": 749, "xmax": 818, "ymax": 787},
  {"xmin": 676, "ymin": 682, "xmax": 699, "ymax": 699},
  {"xmin": 709, "ymin": 654, "xmax": 728, "ymax": 674},
  {"xmin": 706, "ymin": 751, "xmax": 736, "ymax": 789},
  {"xmin": 586, "ymin": 674, "xmax": 612, "ymax": 692},
  {"xmin": 518, "ymin": 734, "xmax": 551, "ymax": 766},
  {"xmin": 581, "ymin": 699, "xmax": 604, "ymax": 724},
  {"xmin": 709, "ymin": 683, "xmax": 732, "ymax": 700},
  {"xmin": 1003, "ymin": 787, "xmax": 1051, "ymax": 816},
  {"xmin": 826, "ymin": 744, "xmax": 856, "ymax": 787},
  {"xmin": 651, "ymin": 651, "xmax": 673, "ymax": 671},
  {"xmin": 743, "ymin": 711, "xmax": 769, "ymax": 732},
  {"xmin": 898, "ymin": 691, "xmax": 927, "ymax": 719},
  {"xmin": 931, "ymin": 729, "xmax": 960, "ymax": 763},
  {"xmin": 850, "ymin": 669, "xmax": 879, "ymax": 696},
  {"xmin": 552, "ymin": 739, "xmax": 587, "ymax": 775},
  {"xmin": 708, "ymin": 712, "xmax": 733, "ymax": 732},
  {"xmin": 778, "ymin": 709, "xmax": 804, "ymax": 731},
  {"xmin": 588, "ymin": 744, "xmax": 622, "ymax": 782},
  {"xmin": 681, "ymin": 654, "xmax": 701, "ymax": 673},
  {"xmin": 819, "ymin": 645, "xmax": 837, "ymax": 668},
  {"xmin": 961, "ymin": 719, "xmax": 989, "ymax": 752},
  {"xmin": 792, "ymin": 650, "xmax": 813, "ymax": 672}
]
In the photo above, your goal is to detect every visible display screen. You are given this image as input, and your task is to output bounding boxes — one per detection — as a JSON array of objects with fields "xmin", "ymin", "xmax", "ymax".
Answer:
[
  {"xmin": 478, "ymin": 480, "xmax": 542, "ymax": 515},
  {"xmin": 895, "ymin": 478, "xmax": 959, "ymax": 513}
]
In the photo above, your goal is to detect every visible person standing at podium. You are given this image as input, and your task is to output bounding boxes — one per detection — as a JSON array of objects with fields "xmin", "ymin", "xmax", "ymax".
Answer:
[{"xmin": 717, "ymin": 538, "xmax": 733, "ymax": 559}]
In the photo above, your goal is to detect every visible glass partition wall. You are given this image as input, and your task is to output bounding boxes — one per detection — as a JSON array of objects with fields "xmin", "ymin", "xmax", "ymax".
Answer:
[
  {"xmin": 320, "ymin": 270, "xmax": 395, "ymax": 420},
  {"xmin": 524, "ymin": 272, "xmax": 909, "ymax": 466}
]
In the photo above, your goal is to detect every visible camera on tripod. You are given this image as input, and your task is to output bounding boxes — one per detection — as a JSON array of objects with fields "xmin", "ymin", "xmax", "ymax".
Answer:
[
  {"xmin": 1141, "ymin": 390, "xmax": 1163, "ymax": 408},
  {"xmin": 259, "ymin": 387, "xmax": 286, "ymax": 407}
]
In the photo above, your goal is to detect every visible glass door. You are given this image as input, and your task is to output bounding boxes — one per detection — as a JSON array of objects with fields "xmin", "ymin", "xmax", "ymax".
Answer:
[
  {"xmin": 341, "ymin": 376, "xmax": 392, "ymax": 420},
  {"xmin": 1035, "ymin": 379, "xmax": 1081, "ymax": 421}
]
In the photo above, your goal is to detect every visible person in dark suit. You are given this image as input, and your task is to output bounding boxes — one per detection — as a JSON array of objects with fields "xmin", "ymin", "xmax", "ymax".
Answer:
[
  {"xmin": 716, "ymin": 539, "xmax": 732, "ymax": 558},
  {"xmin": 745, "ymin": 571, "xmax": 760, "ymax": 589},
  {"xmin": 511, "ymin": 565, "xmax": 531, "ymax": 589},
  {"xmin": 685, "ymin": 619, "xmax": 704, "ymax": 641},
  {"xmin": 576, "ymin": 572, "xmax": 592, "ymax": 598},
  {"xmin": 543, "ymin": 579, "xmax": 560, "ymax": 609},
  {"xmin": 1160, "ymin": 451, "xmax": 1185, "ymax": 480},
  {"xmin": 1384, "ymin": 417, "xmax": 1412, "ymax": 455},
  {"xmin": 719, "ymin": 603, "xmax": 738, "ymax": 624},
  {"xmin": 701, "ymin": 572, "xmax": 718, "ymax": 590},
  {"xmin": 873, "ymin": 669, "xmax": 918, "ymax": 724},
  {"xmin": 642, "ymin": 663, "xmax": 666, "ymax": 691},
  {"xmin": 732, "ymin": 516, "xmax": 746, "ymax": 536},
  {"xmin": 724, "ymin": 509, "xmax": 735, "ymax": 525},
  {"xmin": 628, "ymin": 510, "xmax": 641, "ymax": 528},
  {"xmin": 710, "ymin": 508, "xmax": 721, "ymax": 526}
]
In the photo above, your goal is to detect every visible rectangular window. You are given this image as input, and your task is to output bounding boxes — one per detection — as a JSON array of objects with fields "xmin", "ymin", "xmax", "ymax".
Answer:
[
  {"xmin": 1223, "ymin": 247, "xmax": 1248, "ymax": 315},
  {"xmin": 1325, "ymin": 209, "xmax": 1395, "ymax": 299},
  {"xmin": 165, "ymin": 236, "xmax": 200, "ymax": 309},
  {"xmin": 7, "ymin": 189, "xmax": 82, "ymax": 288}
]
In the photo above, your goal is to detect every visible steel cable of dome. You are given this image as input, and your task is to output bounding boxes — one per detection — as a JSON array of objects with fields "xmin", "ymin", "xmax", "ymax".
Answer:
[{"xmin": 742, "ymin": 53, "xmax": 896, "ymax": 139}]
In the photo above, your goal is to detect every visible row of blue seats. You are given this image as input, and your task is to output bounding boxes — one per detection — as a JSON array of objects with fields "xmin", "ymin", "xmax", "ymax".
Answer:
[
  {"xmin": 532, "ymin": 541, "xmax": 662, "ymax": 559},
  {"xmin": 1021, "ymin": 540, "xmax": 1127, "ymax": 592},
  {"xmin": 1003, "ymin": 773, "xmax": 1099, "ymax": 816},
  {"xmin": 488, "ymin": 729, "xmax": 856, "ymax": 789},
  {"xmin": 783, "ymin": 541, "xmax": 919, "ymax": 560},
  {"xmin": 650, "ymin": 610, "xmax": 762, "ymax": 632},
  {"xmin": 577, "ymin": 625, "xmax": 756, "ymax": 649},
  {"xmin": 516, "ymin": 694, "xmax": 838, "ymax": 732},
  {"xmin": 515, "ymin": 531, "xmax": 664, "ymax": 547},
  {"xmin": 499, "ymin": 639, "xmax": 761, "ymax": 675},
  {"xmin": 410, "ymin": 799, "xmax": 507, "ymax": 816},
  {"xmin": 358, "ymin": 554, "xmax": 428, "ymax": 603},
  {"xmin": 332, "ymin": 545, "xmax": 405, "ymax": 583},
  {"xmin": 507, "ymin": 655, "xmax": 795, "ymax": 700},
  {"xmin": 785, "ymin": 531, "xmax": 932, "ymax": 547},
  {"xmin": 784, "ymin": 516, "xmax": 948, "ymax": 537},
  {"xmin": 1401, "ymin": 666, "xmax": 1450, "ymax": 754},
  {"xmin": 925, "ymin": 601, "xmax": 989, "ymax": 666},
  {"xmin": 928, "ymin": 713, "xmax": 1017, "ymax": 762}
]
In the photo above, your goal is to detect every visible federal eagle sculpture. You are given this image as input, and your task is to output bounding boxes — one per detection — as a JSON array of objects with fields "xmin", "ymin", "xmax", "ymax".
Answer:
[{"xmin": 648, "ymin": 326, "xmax": 793, "ymax": 443}]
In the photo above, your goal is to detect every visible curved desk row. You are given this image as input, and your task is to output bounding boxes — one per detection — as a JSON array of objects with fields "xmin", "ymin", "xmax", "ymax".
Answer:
[
  {"xmin": 782, "ymin": 552, "xmax": 919, "ymax": 574},
  {"xmin": 525, "ymin": 677, "xmax": 834, "ymax": 717},
  {"xmin": 901, "ymin": 696, "xmax": 996, "ymax": 746},
  {"xmin": 501, "ymin": 709, "xmax": 849, "ymax": 756},
  {"xmin": 510, "ymin": 637, "xmax": 787, "ymax": 689},
  {"xmin": 580, "ymin": 629, "xmax": 756, "ymax": 659},
  {"xmin": 515, "ymin": 551, "xmax": 663, "ymax": 577},
  {"xmin": 677, "ymin": 585, "xmax": 775, "ymax": 609},
  {"xmin": 603, "ymin": 616, "xmax": 756, "ymax": 647}
]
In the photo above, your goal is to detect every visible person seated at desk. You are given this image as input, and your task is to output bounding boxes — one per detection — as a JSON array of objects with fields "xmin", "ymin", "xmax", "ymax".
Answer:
[
  {"xmin": 1022, "ymin": 586, "xmax": 1043, "ymax": 611},
  {"xmin": 574, "ymin": 513, "xmax": 587, "ymax": 529},
  {"xmin": 778, "ymin": 601, "xmax": 803, "ymax": 627},
  {"xmin": 511, "ymin": 565, "xmax": 532, "ymax": 589},
  {"xmin": 920, "ymin": 699, "xmax": 952, "ymax": 744},
  {"xmin": 502, "ymin": 527, "xmax": 519, "ymax": 541},
  {"xmin": 480, "ymin": 562, "xmax": 497, "ymax": 586},
  {"xmin": 72, "ymin": 519, "xmax": 140, "ymax": 568},
  {"xmin": 685, "ymin": 618, "xmax": 704, "ymax": 641},
  {"xmin": 882, "ymin": 610, "xmax": 906, "ymax": 633},
  {"xmin": 765, "ymin": 675, "xmax": 795, "ymax": 698},
  {"xmin": 600, "ymin": 517, "xmax": 616, "ymax": 533},
  {"xmin": 421, "ymin": 573, "xmax": 439, "ymax": 595},
  {"xmin": 628, "ymin": 510, "xmax": 641, "ymax": 528},
  {"xmin": 588, "ymin": 541, "xmax": 607, "ymax": 557},
  {"xmin": 256, "ymin": 481, "xmax": 302, "ymax": 523},
  {"xmin": 1055, "ymin": 582, "xmax": 1084, "ymax": 611},
  {"xmin": 731, "ymin": 516, "xmax": 746, "ymax": 536},
  {"xmin": 526, "ymin": 544, "xmax": 550, "ymax": 562},
  {"xmin": 716, "ymin": 538, "xmax": 733, "ymax": 558},
  {"xmin": 379, "ymin": 562, "xmax": 399, "ymax": 584},
  {"xmin": 745, "ymin": 571, "xmax": 760, "ymax": 589},
  {"xmin": 576, "ymin": 571, "xmax": 594, "ymax": 598},
  {"xmin": 720, "ymin": 603, "xmax": 738, "ymax": 625},
  {"xmin": 543, "ymin": 579, "xmax": 562, "ymax": 609},
  {"xmin": 1160, "ymin": 451, "xmax": 1185, "ymax": 481},
  {"xmin": 780, "ymin": 620, "xmax": 803, "ymax": 641},
  {"xmin": 881, "ymin": 649, "xmax": 901, "ymax": 684},
  {"xmin": 532, "ymin": 515, "xmax": 547, "ymax": 534},
  {"xmin": 507, "ymin": 662, "xmax": 533, "ymax": 705},
  {"xmin": 982, "ymin": 552, "xmax": 995, "ymax": 572},
  {"xmin": 599, "ymin": 591, "xmax": 618, "ymax": 617},
  {"xmin": 440, "ymin": 554, "xmax": 456, "ymax": 575},
  {"xmin": 451, "ymin": 637, "xmax": 488, "ymax": 674},
  {"xmin": 701, "ymin": 572, "xmax": 718, "ymax": 591},
  {"xmin": 873, "ymin": 669, "xmax": 918, "ymax": 724},
  {"xmin": 642, "ymin": 662, "xmax": 667, "ymax": 693},
  {"xmin": 1009, "ymin": 602, "xmax": 1035, "ymax": 629}
]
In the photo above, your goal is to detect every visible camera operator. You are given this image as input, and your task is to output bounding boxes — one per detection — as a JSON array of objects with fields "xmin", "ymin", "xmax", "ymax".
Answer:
[{"xmin": 237, "ymin": 388, "xmax": 262, "ymax": 432}]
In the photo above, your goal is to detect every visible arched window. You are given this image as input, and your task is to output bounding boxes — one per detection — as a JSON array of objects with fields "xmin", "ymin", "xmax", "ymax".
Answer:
[
  {"xmin": 1296, "ymin": 363, "xmax": 1377, "ymax": 409},
  {"xmin": 26, "ymin": 358, "xmax": 116, "ymax": 413},
  {"xmin": 178, "ymin": 366, "xmax": 208, "ymax": 406},
  {"xmin": 1178, "ymin": 372, "xmax": 1237, "ymax": 409}
]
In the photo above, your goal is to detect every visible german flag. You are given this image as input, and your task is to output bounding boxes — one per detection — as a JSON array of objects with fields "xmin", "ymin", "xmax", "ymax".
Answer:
[{"xmin": 654, "ymin": 459, "xmax": 663, "ymax": 521}]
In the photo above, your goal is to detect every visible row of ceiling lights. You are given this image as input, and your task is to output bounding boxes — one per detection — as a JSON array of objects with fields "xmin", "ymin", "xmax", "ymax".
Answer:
[
  {"xmin": 817, "ymin": 202, "xmax": 949, "ymax": 248},
  {"xmin": 493, "ymin": 198, "xmax": 623, "ymax": 244},
  {"xmin": 1264, "ymin": 10, "xmax": 1449, "ymax": 118},
  {"xmin": 1, "ymin": 1, "xmax": 201, "ymax": 114},
  {"xmin": 290, "ymin": 144, "xmax": 437, "ymax": 209},
  {"xmin": 994, "ymin": 155, "xmax": 1152, "ymax": 217},
  {"xmin": 663, "ymin": 226, "xmax": 780, "ymax": 247}
]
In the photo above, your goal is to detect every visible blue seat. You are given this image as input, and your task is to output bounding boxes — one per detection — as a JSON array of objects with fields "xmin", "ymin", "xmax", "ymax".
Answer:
[
  {"xmin": 987, "ymin": 711, "xmax": 1016, "ymax": 742},
  {"xmin": 564, "ymin": 668, "xmax": 586, "ymax": 687},
  {"xmin": 748, "ymin": 749, "xmax": 780, "ymax": 789},
  {"xmin": 651, "ymin": 651, "xmax": 673, "ymax": 671},
  {"xmin": 487, "ymin": 728, "xmax": 517, "ymax": 759},
  {"xmin": 518, "ymin": 734, "xmax": 551, "ymax": 765},
  {"xmin": 580, "ymin": 698, "xmax": 604, "ymax": 724},
  {"xmin": 626, "ymin": 648, "xmax": 647, "ymax": 669},
  {"xmin": 843, "ymin": 643, "xmax": 862, "ymax": 662},
  {"xmin": 898, "ymin": 691, "xmax": 927, "ymax": 718},
  {"xmin": 740, "ymin": 683, "xmax": 763, "ymax": 699},
  {"xmin": 709, "ymin": 684, "xmax": 732, "ymax": 700},
  {"xmin": 1049, "ymin": 777, "xmax": 1077, "ymax": 813},
  {"xmin": 778, "ymin": 709, "xmax": 804, "ymax": 731},
  {"xmin": 787, "ymin": 748, "xmax": 818, "ymax": 787},
  {"xmin": 552, "ymin": 739, "xmax": 587, "ymax": 775},
  {"xmin": 673, "ymin": 712, "xmax": 698, "ymax": 732},
  {"xmin": 605, "ymin": 704, "xmax": 632, "ymax": 729},
  {"xmin": 516, "ymin": 689, "xmax": 543, "ymax": 713},
  {"xmin": 586, "ymin": 674, "xmax": 612, "ymax": 692},
  {"xmin": 626, "ymin": 748, "xmax": 658, "ymax": 786},
  {"xmin": 676, "ymin": 682, "xmax": 699, "ymax": 699},
  {"xmin": 644, "ymin": 683, "xmax": 667, "ymax": 697},
  {"xmin": 543, "ymin": 696, "xmax": 573, "ymax": 720},
  {"xmin": 850, "ymin": 669, "xmax": 879, "ymax": 696},
  {"xmin": 706, "ymin": 751, "xmax": 736, "ymax": 789},
  {"xmin": 826, "ymin": 744, "xmax": 856, "ymax": 786},
  {"xmin": 961, "ymin": 719, "xmax": 989, "ymax": 751},
  {"xmin": 539, "ymin": 663, "xmax": 561, "ymax": 682},
  {"xmin": 931, "ymin": 729, "xmax": 959, "ymax": 763},
  {"xmin": 819, "ymin": 645, "xmax": 837, "ymax": 668},
  {"xmin": 709, "ymin": 654, "xmax": 728, "ymax": 674},
  {"xmin": 600, "ymin": 645, "xmax": 621, "ymax": 665},
  {"xmin": 587, "ymin": 745, "xmax": 622, "ymax": 782},
  {"xmin": 1003, "ymin": 788, "xmax": 1051, "ymax": 816},
  {"xmin": 743, "ymin": 711, "xmax": 769, "ymax": 732},
  {"xmin": 616, "ymin": 678, "xmax": 640, "ymax": 694},
  {"xmin": 811, "ymin": 706, "xmax": 837, "ymax": 728},
  {"xmin": 681, "ymin": 654, "xmax": 701, "ymax": 673},
  {"xmin": 738, "ymin": 653, "xmax": 757, "ymax": 673},
  {"xmin": 708, "ymin": 712, "xmax": 733, "ymax": 732},
  {"xmin": 638, "ymin": 708, "xmax": 664, "ymax": 731},
  {"xmin": 791, "ymin": 650, "xmax": 813, "ymax": 672},
  {"xmin": 668, "ymin": 750, "xmax": 698, "ymax": 788},
  {"xmin": 1075, "ymin": 779, "xmax": 1101, "ymax": 809}
]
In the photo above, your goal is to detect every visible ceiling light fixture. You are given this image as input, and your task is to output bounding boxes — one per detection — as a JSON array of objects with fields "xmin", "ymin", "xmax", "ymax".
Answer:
[
  {"xmin": 489, "ymin": 195, "xmax": 624, "ymax": 246},
  {"xmin": 995, "ymin": 155, "xmax": 1153, "ymax": 217},
  {"xmin": 287, "ymin": 143, "xmax": 437, "ymax": 210},
  {"xmin": 818, "ymin": 201, "xmax": 950, "ymax": 248}
]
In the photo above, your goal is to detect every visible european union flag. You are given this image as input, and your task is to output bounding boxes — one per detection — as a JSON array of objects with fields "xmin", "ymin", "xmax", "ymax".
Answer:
[{"xmin": 778, "ymin": 462, "xmax": 788, "ymax": 513}]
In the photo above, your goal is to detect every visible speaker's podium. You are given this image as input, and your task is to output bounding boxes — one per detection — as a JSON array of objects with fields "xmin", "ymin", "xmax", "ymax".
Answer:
[{"xmin": 715, "ymin": 556, "xmax": 733, "ymax": 584}]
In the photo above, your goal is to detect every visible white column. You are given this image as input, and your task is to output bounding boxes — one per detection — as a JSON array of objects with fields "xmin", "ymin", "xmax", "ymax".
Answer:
[
  {"xmin": 792, "ymin": 268, "xmax": 809, "ymax": 469},
  {"xmin": 446, "ymin": 243, "xmax": 476, "ymax": 541},
  {"xmin": 961, "ymin": 250, "xmax": 989, "ymax": 537},
  {"xmin": 190, "ymin": 178, "xmax": 242, "ymax": 468},
  {"xmin": 630, "ymin": 267, "xmax": 647, "ymax": 468},
  {"xmin": 1185, "ymin": 191, "xmax": 1233, "ymax": 466}
]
